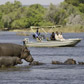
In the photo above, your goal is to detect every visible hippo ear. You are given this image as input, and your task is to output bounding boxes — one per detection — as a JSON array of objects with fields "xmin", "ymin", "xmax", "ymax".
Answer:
[
  {"xmin": 22, "ymin": 46, "xmax": 27, "ymax": 52},
  {"xmin": 23, "ymin": 46, "xmax": 27, "ymax": 49}
]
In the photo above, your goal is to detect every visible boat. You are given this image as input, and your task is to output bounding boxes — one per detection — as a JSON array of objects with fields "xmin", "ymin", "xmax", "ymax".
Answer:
[
  {"xmin": 23, "ymin": 26, "xmax": 82, "ymax": 47},
  {"xmin": 24, "ymin": 38, "xmax": 81, "ymax": 47}
]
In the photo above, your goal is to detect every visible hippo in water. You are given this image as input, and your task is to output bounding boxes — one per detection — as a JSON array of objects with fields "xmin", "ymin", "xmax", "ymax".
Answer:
[
  {"xmin": 64, "ymin": 58, "xmax": 76, "ymax": 65},
  {"xmin": 52, "ymin": 60, "xmax": 63, "ymax": 64},
  {"xmin": 0, "ymin": 43, "xmax": 34, "ymax": 63},
  {"xmin": 29, "ymin": 61, "xmax": 44, "ymax": 65},
  {"xmin": 0, "ymin": 57, "xmax": 23, "ymax": 67}
]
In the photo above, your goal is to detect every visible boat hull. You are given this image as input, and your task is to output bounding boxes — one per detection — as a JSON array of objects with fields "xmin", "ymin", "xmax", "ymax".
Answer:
[{"xmin": 25, "ymin": 38, "xmax": 81, "ymax": 47}]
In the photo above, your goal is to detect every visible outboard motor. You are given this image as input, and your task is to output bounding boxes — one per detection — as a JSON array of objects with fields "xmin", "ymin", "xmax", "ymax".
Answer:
[{"xmin": 23, "ymin": 38, "xmax": 29, "ymax": 46}]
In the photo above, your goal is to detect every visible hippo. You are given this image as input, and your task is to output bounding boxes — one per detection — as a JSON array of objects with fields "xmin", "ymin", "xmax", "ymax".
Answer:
[
  {"xmin": 0, "ymin": 43, "xmax": 34, "ymax": 63},
  {"xmin": 0, "ymin": 57, "xmax": 23, "ymax": 67},
  {"xmin": 64, "ymin": 58, "xmax": 76, "ymax": 65},
  {"xmin": 29, "ymin": 61, "xmax": 44, "ymax": 65},
  {"xmin": 78, "ymin": 62, "xmax": 84, "ymax": 65},
  {"xmin": 52, "ymin": 61, "xmax": 63, "ymax": 64}
]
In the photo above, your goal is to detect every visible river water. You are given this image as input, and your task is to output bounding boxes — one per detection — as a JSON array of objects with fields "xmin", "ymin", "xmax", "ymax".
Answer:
[{"xmin": 0, "ymin": 31, "xmax": 84, "ymax": 84}]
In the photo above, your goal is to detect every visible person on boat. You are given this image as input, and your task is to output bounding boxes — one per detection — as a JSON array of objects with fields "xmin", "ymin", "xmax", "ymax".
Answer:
[
  {"xmin": 23, "ymin": 39, "xmax": 25, "ymax": 45},
  {"xmin": 35, "ymin": 28, "xmax": 40, "ymax": 38},
  {"xmin": 55, "ymin": 31, "xmax": 60, "ymax": 41},
  {"xmin": 23, "ymin": 38, "xmax": 28, "ymax": 47},
  {"xmin": 33, "ymin": 28, "xmax": 41, "ymax": 39},
  {"xmin": 58, "ymin": 32, "xmax": 65, "ymax": 41},
  {"xmin": 50, "ymin": 32, "xmax": 55, "ymax": 41},
  {"xmin": 35, "ymin": 28, "xmax": 42, "ymax": 41}
]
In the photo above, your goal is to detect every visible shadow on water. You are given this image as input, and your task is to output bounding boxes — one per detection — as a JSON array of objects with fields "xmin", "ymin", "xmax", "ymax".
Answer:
[{"xmin": 0, "ymin": 65, "xmax": 32, "ymax": 72}]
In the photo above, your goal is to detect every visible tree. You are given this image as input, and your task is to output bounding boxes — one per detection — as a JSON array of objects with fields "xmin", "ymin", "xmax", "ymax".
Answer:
[
  {"xmin": 79, "ymin": 4, "xmax": 84, "ymax": 13},
  {"xmin": 79, "ymin": 0, "xmax": 84, "ymax": 3},
  {"xmin": 25, "ymin": 4, "xmax": 46, "ymax": 27},
  {"xmin": 65, "ymin": 0, "xmax": 84, "ymax": 6},
  {"xmin": 45, "ymin": 4, "xmax": 67, "ymax": 25},
  {"xmin": 60, "ymin": 2, "xmax": 79, "ymax": 16},
  {"xmin": 65, "ymin": 0, "xmax": 80, "ymax": 6},
  {"xmin": 11, "ymin": 18, "xmax": 28, "ymax": 29},
  {"xmin": 14, "ymin": 0, "xmax": 22, "ymax": 8},
  {"xmin": 0, "ymin": 13, "xmax": 4, "ymax": 28}
]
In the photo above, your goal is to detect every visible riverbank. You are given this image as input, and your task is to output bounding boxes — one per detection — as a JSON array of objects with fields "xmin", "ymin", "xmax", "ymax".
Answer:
[{"xmin": 10, "ymin": 25, "xmax": 84, "ymax": 33}]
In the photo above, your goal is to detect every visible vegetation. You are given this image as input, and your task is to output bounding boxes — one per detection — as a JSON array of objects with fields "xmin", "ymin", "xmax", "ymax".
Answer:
[{"xmin": 0, "ymin": 0, "xmax": 84, "ymax": 32}]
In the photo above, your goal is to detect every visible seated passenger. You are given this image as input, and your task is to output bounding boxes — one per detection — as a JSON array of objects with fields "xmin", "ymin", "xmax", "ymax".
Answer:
[
  {"xmin": 50, "ymin": 32, "xmax": 55, "ymax": 41},
  {"xmin": 36, "ymin": 28, "xmax": 40, "ymax": 38},
  {"xmin": 58, "ymin": 32, "xmax": 65, "ymax": 41},
  {"xmin": 33, "ymin": 28, "xmax": 40, "ymax": 39},
  {"xmin": 35, "ymin": 33, "xmax": 39, "ymax": 38},
  {"xmin": 55, "ymin": 31, "xmax": 60, "ymax": 41}
]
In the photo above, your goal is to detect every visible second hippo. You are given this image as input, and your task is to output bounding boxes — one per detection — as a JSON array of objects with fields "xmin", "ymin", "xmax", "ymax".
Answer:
[{"xmin": 0, "ymin": 57, "xmax": 23, "ymax": 67}]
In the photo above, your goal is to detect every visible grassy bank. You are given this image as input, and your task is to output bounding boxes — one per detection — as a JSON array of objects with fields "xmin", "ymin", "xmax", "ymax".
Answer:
[
  {"xmin": 53, "ymin": 25, "xmax": 84, "ymax": 33},
  {"xmin": 11, "ymin": 25, "xmax": 84, "ymax": 33}
]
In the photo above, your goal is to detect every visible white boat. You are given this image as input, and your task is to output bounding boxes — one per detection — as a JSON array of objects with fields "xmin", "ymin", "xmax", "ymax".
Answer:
[
  {"xmin": 24, "ymin": 38, "xmax": 81, "ymax": 47},
  {"xmin": 23, "ymin": 26, "xmax": 82, "ymax": 47}
]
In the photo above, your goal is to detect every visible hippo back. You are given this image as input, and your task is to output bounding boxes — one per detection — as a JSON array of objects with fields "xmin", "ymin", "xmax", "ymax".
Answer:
[{"xmin": 0, "ymin": 43, "xmax": 23, "ymax": 57}]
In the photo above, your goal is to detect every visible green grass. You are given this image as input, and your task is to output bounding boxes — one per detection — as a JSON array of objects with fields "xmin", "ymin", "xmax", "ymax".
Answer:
[
  {"xmin": 9, "ymin": 25, "xmax": 84, "ymax": 33},
  {"xmin": 45, "ymin": 25, "xmax": 84, "ymax": 33}
]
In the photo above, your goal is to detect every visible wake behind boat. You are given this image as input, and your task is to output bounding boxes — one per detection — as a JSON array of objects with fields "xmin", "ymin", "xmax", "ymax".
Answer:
[{"xmin": 24, "ymin": 38, "xmax": 81, "ymax": 47}]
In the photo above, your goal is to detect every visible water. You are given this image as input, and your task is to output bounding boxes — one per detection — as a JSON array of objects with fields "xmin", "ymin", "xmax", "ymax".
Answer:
[{"xmin": 0, "ymin": 31, "xmax": 84, "ymax": 84}]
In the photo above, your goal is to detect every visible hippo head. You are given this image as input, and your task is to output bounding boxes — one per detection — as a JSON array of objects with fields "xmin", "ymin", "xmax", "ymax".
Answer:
[
  {"xmin": 16, "ymin": 58, "xmax": 23, "ymax": 64},
  {"xmin": 21, "ymin": 48, "xmax": 34, "ymax": 63}
]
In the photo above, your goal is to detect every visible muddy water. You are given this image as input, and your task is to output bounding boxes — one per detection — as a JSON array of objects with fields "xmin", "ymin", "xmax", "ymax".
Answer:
[{"xmin": 0, "ymin": 31, "xmax": 84, "ymax": 84}]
